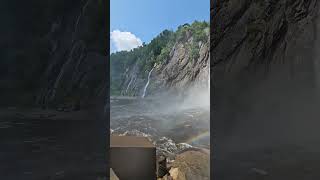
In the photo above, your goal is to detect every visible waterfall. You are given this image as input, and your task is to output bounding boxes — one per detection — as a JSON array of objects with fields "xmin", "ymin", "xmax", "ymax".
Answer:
[
  {"xmin": 142, "ymin": 67, "xmax": 155, "ymax": 98},
  {"xmin": 50, "ymin": 41, "xmax": 85, "ymax": 100},
  {"xmin": 126, "ymin": 77, "xmax": 134, "ymax": 93},
  {"xmin": 208, "ymin": 66, "xmax": 210, "ymax": 93},
  {"xmin": 73, "ymin": 0, "xmax": 91, "ymax": 42}
]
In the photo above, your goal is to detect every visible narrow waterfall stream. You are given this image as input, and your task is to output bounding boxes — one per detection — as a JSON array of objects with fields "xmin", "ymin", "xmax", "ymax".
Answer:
[
  {"xmin": 208, "ymin": 66, "xmax": 210, "ymax": 93},
  {"xmin": 125, "ymin": 77, "xmax": 134, "ymax": 93},
  {"xmin": 142, "ymin": 67, "xmax": 155, "ymax": 98}
]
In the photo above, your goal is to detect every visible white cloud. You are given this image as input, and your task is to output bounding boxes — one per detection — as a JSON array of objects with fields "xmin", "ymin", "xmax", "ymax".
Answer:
[{"xmin": 111, "ymin": 30, "xmax": 143, "ymax": 52}]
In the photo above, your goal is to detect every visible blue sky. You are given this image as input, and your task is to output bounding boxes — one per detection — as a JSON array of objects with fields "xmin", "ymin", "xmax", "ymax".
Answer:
[{"xmin": 110, "ymin": 0, "xmax": 209, "ymax": 52}]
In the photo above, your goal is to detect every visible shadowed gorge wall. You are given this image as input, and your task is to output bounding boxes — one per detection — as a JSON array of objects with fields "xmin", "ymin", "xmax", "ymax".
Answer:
[
  {"xmin": 0, "ymin": 1, "xmax": 108, "ymax": 179},
  {"xmin": 212, "ymin": 0, "xmax": 320, "ymax": 178},
  {"xmin": 0, "ymin": 0, "xmax": 107, "ymax": 108},
  {"xmin": 212, "ymin": 0, "xmax": 320, "ymax": 149}
]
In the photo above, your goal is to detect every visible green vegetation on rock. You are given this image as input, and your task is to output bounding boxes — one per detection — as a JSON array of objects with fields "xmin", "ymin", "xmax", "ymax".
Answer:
[{"xmin": 110, "ymin": 21, "xmax": 209, "ymax": 95}]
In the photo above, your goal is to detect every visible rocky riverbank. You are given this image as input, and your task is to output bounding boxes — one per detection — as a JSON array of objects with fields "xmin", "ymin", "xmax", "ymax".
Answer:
[{"xmin": 159, "ymin": 150, "xmax": 210, "ymax": 180}]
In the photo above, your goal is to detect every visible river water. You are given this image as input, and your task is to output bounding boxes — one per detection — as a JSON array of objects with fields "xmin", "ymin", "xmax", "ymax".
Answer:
[
  {"xmin": 0, "ymin": 110, "xmax": 106, "ymax": 180},
  {"xmin": 110, "ymin": 96, "xmax": 210, "ymax": 158},
  {"xmin": 0, "ymin": 94, "xmax": 210, "ymax": 179}
]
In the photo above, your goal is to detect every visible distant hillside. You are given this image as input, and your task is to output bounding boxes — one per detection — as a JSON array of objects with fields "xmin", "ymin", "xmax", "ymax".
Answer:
[{"xmin": 110, "ymin": 21, "xmax": 210, "ymax": 97}]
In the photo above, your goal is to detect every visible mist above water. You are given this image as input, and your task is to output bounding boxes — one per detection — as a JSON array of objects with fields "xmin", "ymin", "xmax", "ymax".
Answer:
[{"xmin": 111, "ymin": 76, "xmax": 210, "ymax": 150}]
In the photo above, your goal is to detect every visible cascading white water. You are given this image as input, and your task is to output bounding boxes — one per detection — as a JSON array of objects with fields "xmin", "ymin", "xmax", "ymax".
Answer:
[
  {"xmin": 142, "ymin": 67, "xmax": 155, "ymax": 98},
  {"xmin": 208, "ymin": 66, "xmax": 210, "ymax": 93},
  {"xmin": 126, "ymin": 77, "xmax": 134, "ymax": 93}
]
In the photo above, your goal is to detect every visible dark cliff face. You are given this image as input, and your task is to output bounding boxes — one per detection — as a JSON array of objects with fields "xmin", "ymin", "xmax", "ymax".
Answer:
[
  {"xmin": 0, "ymin": 0, "xmax": 107, "ymax": 108},
  {"xmin": 212, "ymin": 1, "xmax": 320, "ymax": 179},
  {"xmin": 212, "ymin": 0, "xmax": 320, "ymax": 151}
]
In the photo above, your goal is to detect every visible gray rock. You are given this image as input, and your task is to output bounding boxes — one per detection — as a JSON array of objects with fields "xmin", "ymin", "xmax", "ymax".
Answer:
[
  {"xmin": 117, "ymin": 36, "xmax": 210, "ymax": 97},
  {"xmin": 212, "ymin": 0, "xmax": 320, "ymax": 170},
  {"xmin": 110, "ymin": 168, "xmax": 119, "ymax": 180}
]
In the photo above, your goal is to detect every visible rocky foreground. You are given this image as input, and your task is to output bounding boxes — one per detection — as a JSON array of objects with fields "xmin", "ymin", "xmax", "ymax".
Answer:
[{"xmin": 159, "ymin": 150, "xmax": 210, "ymax": 180}]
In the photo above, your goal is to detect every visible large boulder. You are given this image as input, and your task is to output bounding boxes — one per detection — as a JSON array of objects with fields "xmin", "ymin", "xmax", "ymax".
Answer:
[
  {"xmin": 169, "ymin": 150, "xmax": 210, "ymax": 180},
  {"xmin": 110, "ymin": 168, "xmax": 119, "ymax": 180}
]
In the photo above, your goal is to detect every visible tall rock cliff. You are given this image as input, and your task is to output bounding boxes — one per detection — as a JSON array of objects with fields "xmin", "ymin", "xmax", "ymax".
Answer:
[
  {"xmin": 212, "ymin": 0, "xmax": 320, "ymax": 155},
  {"xmin": 212, "ymin": 1, "xmax": 320, "ymax": 179},
  {"xmin": 110, "ymin": 22, "xmax": 210, "ymax": 97},
  {"xmin": 0, "ymin": 0, "xmax": 107, "ymax": 108},
  {"xmin": 151, "ymin": 37, "xmax": 210, "ymax": 96}
]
